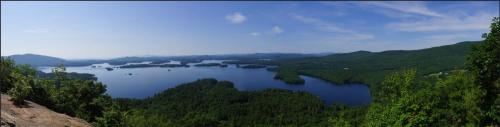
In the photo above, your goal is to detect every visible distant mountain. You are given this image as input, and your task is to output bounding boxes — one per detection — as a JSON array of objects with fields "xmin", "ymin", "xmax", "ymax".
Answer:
[
  {"xmin": 169, "ymin": 53, "xmax": 325, "ymax": 60},
  {"xmin": 5, "ymin": 53, "xmax": 326, "ymax": 67},
  {"xmin": 7, "ymin": 54, "xmax": 66, "ymax": 67},
  {"xmin": 5, "ymin": 41, "xmax": 475, "ymax": 69}
]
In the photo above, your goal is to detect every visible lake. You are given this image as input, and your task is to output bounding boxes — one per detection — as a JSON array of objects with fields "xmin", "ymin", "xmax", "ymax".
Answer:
[{"xmin": 39, "ymin": 60, "xmax": 372, "ymax": 106}]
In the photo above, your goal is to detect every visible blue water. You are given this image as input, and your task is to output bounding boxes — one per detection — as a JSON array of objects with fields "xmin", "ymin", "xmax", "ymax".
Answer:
[{"xmin": 39, "ymin": 60, "xmax": 372, "ymax": 106}]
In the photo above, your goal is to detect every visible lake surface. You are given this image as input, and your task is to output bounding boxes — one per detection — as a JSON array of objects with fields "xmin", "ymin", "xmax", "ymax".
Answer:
[{"xmin": 39, "ymin": 60, "xmax": 372, "ymax": 106}]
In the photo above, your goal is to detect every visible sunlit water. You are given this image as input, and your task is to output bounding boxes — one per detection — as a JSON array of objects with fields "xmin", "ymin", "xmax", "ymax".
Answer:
[{"xmin": 39, "ymin": 60, "xmax": 372, "ymax": 106}]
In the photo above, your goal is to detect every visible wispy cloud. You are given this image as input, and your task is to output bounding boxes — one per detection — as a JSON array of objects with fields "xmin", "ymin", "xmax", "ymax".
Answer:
[
  {"xmin": 359, "ymin": 1, "xmax": 444, "ymax": 17},
  {"xmin": 249, "ymin": 26, "xmax": 283, "ymax": 36},
  {"xmin": 386, "ymin": 12, "xmax": 494, "ymax": 32},
  {"xmin": 291, "ymin": 13, "xmax": 374, "ymax": 42},
  {"xmin": 270, "ymin": 26, "xmax": 283, "ymax": 34},
  {"xmin": 348, "ymin": 2, "xmax": 497, "ymax": 32},
  {"xmin": 225, "ymin": 12, "xmax": 246, "ymax": 24}
]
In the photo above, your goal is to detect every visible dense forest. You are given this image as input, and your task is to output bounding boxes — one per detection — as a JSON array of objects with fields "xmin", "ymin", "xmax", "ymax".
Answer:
[{"xmin": 1, "ymin": 17, "xmax": 498, "ymax": 126}]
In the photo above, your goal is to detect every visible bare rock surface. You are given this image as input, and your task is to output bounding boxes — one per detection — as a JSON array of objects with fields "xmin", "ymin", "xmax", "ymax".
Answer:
[{"xmin": 1, "ymin": 94, "xmax": 91, "ymax": 127}]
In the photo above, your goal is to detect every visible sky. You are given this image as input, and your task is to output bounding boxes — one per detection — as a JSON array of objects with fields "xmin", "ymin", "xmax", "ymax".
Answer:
[{"xmin": 1, "ymin": 1, "xmax": 499, "ymax": 59}]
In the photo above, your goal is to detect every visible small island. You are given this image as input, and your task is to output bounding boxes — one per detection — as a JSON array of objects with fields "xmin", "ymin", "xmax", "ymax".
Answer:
[
  {"xmin": 120, "ymin": 63, "xmax": 189, "ymax": 68},
  {"xmin": 159, "ymin": 64, "xmax": 189, "ymax": 68},
  {"xmin": 194, "ymin": 63, "xmax": 228, "ymax": 68},
  {"xmin": 150, "ymin": 60, "xmax": 170, "ymax": 64},
  {"xmin": 179, "ymin": 59, "xmax": 203, "ymax": 65},
  {"xmin": 119, "ymin": 64, "xmax": 158, "ymax": 68},
  {"xmin": 105, "ymin": 67, "xmax": 114, "ymax": 71},
  {"xmin": 273, "ymin": 69, "xmax": 305, "ymax": 85},
  {"xmin": 239, "ymin": 64, "xmax": 266, "ymax": 69}
]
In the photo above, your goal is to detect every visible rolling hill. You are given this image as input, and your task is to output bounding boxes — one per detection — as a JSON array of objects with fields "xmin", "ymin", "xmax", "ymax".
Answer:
[
  {"xmin": 271, "ymin": 41, "xmax": 479, "ymax": 86},
  {"xmin": 6, "ymin": 54, "xmax": 66, "ymax": 67},
  {"xmin": 4, "ymin": 53, "xmax": 324, "ymax": 67}
]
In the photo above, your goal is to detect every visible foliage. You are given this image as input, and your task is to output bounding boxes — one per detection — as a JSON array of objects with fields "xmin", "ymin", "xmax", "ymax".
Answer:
[
  {"xmin": 124, "ymin": 110, "xmax": 174, "ymax": 127},
  {"xmin": 327, "ymin": 104, "xmax": 368, "ymax": 127},
  {"xmin": 37, "ymin": 71, "xmax": 98, "ymax": 81},
  {"xmin": 0, "ymin": 59, "xmax": 115, "ymax": 123},
  {"xmin": 7, "ymin": 72, "xmax": 33, "ymax": 105},
  {"xmin": 1, "ymin": 57, "xmax": 17, "ymax": 92},
  {"xmin": 467, "ymin": 17, "xmax": 500, "ymax": 125},
  {"xmin": 265, "ymin": 41, "xmax": 477, "ymax": 87},
  {"xmin": 119, "ymin": 79, "xmax": 328, "ymax": 126},
  {"xmin": 349, "ymin": 17, "xmax": 500, "ymax": 127},
  {"xmin": 363, "ymin": 70, "xmax": 485, "ymax": 126},
  {"xmin": 274, "ymin": 68, "xmax": 305, "ymax": 84},
  {"xmin": 94, "ymin": 103, "xmax": 127, "ymax": 127}
]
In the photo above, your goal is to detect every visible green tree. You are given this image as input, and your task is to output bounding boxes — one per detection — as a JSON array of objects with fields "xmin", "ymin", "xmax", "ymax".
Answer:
[
  {"xmin": 466, "ymin": 17, "xmax": 500, "ymax": 125},
  {"xmin": 52, "ymin": 64, "xmax": 67, "ymax": 88},
  {"xmin": 364, "ymin": 69, "xmax": 419, "ymax": 126},
  {"xmin": 7, "ymin": 73, "xmax": 33, "ymax": 105},
  {"xmin": 0, "ymin": 57, "xmax": 16, "ymax": 92},
  {"xmin": 434, "ymin": 71, "xmax": 484, "ymax": 126},
  {"xmin": 95, "ymin": 103, "xmax": 126, "ymax": 127}
]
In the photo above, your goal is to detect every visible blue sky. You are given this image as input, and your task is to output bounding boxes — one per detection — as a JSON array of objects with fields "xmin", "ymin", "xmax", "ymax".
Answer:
[{"xmin": 1, "ymin": 1, "xmax": 498, "ymax": 59}]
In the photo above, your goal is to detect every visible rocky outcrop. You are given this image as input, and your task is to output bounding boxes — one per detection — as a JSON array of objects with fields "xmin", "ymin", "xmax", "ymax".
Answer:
[{"xmin": 1, "ymin": 94, "xmax": 91, "ymax": 127}]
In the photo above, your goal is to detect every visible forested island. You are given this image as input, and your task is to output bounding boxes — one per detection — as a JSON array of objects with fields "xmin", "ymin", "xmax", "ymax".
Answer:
[
  {"xmin": 119, "ymin": 64, "xmax": 189, "ymax": 68},
  {"xmin": 193, "ymin": 63, "xmax": 228, "ymax": 67},
  {"xmin": 1, "ymin": 18, "xmax": 498, "ymax": 126},
  {"xmin": 238, "ymin": 64, "xmax": 267, "ymax": 69}
]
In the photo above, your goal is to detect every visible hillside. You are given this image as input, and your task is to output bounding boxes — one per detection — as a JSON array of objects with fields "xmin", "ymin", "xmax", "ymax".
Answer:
[
  {"xmin": 6, "ymin": 54, "xmax": 66, "ymax": 67},
  {"xmin": 270, "ymin": 41, "xmax": 479, "ymax": 85},
  {"xmin": 115, "ymin": 79, "xmax": 331, "ymax": 126},
  {"xmin": 1, "ymin": 94, "xmax": 91, "ymax": 127}
]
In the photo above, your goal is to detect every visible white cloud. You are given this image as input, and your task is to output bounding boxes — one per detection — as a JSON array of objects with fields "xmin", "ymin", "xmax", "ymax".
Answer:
[
  {"xmin": 250, "ymin": 26, "xmax": 283, "ymax": 36},
  {"xmin": 225, "ymin": 12, "xmax": 246, "ymax": 24},
  {"xmin": 250, "ymin": 32, "xmax": 261, "ymax": 36},
  {"xmin": 386, "ymin": 12, "xmax": 494, "ymax": 32},
  {"xmin": 359, "ymin": 1, "xmax": 444, "ymax": 17},
  {"xmin": 323, "ymin": 1, "xmax": 497, "ymax": 33},
  {"xmin": 271, "ymin": 26, "xmax": 283, "ymax": 34},
  {"xmin": 349, "ymin": 1, "xmax": 497, "ymax": 32}
]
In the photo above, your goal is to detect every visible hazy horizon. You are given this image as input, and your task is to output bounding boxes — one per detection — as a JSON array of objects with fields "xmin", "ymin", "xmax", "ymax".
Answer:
[
  {"xmin": 2, "ymin": 1, "xmax": 498, "ymax": 59},
  {"xmin": 2, "ymin": 40, "xmax": 481, "ymax": 60}
]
